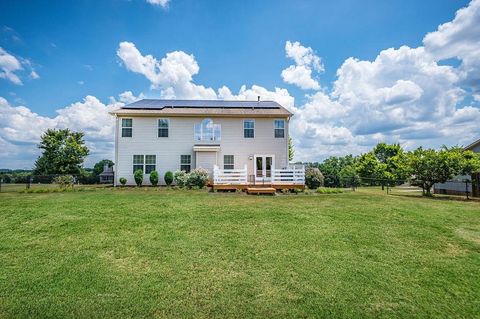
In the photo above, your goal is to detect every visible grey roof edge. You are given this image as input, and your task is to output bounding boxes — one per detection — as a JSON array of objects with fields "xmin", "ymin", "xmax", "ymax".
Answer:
[
  {"xmin": 123, "ymin": 99, "xmax": 283, "ymax": 109},
  {"xmin": 465, "ymin": 138, "xmax": 480, "ymax": 151},
  {"xmin": 111, "ymin": 98, "xmax": 294, "ymax": 116}
]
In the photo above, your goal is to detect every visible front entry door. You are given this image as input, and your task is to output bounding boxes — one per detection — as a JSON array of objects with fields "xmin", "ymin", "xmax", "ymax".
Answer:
[{"xmin": 254, "ymin": 155, "xmax": 274, "ymax": 183}]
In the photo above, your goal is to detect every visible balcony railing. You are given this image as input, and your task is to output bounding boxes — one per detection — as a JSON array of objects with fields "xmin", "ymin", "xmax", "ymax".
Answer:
[{"xmin": 213, "ymin": 164, "xmax": 305, "ymax": 185}]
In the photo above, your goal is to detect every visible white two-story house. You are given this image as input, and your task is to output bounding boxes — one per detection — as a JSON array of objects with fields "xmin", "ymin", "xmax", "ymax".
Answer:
[{"xmin": 110, "ymin": 99, "xmax": 303, "ymax": 188}]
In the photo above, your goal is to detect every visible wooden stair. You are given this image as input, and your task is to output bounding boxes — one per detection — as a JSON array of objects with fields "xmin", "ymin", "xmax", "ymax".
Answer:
[{"xmin": 246, "ymin": 187, "xmax": 276, "ymax": 195}]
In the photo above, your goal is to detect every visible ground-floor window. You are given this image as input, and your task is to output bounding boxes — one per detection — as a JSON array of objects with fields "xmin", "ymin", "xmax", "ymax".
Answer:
[
  {"xmin": 224, "ymin": 155, "xmax": 234, "ymax": 170},
  {"xmin": 145, "ymin": 155, "xmax": 156, "ymax": 174},
  {"xmin": 133, "ymin": 155, "xmax": 156, "ymax": 174},
  {"xmin": 180, "ymin": 155, "xmax": 191, "ymax": 172},
  {"xmin": 133, "ymin": 155, "xmax": 144, "ymax": 173}
]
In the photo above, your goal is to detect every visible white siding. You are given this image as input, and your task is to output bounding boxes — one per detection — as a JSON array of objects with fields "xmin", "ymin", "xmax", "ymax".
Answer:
[{"xmin": 115, "ymin": 116, "xmax": 289, "ymax": 185}]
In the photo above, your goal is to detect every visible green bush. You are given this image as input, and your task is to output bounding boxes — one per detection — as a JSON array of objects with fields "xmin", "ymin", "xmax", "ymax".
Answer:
[
  {"xmin": 316, "ymin": 187, "xmax": 343, "ymax": 194},
  {"xmin": 173, "ymin": 171, "xmax": 188, "ymax": 187},
  {"xmin": 134, "ymin": 169, "xmax": 144, "ymax": 186},
  {"xmin": 53, "ymin": 175, "xmax": 75, "ymax": 188},
  {"xmin": 305, "ymin": 167, "xmax": 324, "ymax": 189},
  {"xmin": 149, "ymin": 171, "xmax": 159, "ymax": 186},
  {"xmin": 186, "ymin": 168, "xmax": 209, "ymax": 189},
  {"xmin": 164, "ymin": 171, "xmax": 174, "ymax": 186},
  {"xmin": 119, "ymin": 177, "xmax": 127, "ymax": 185}
]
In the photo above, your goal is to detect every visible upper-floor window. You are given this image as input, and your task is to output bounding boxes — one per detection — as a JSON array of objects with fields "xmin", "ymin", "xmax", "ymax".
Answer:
[
  {"xmin": 158, "ymin": 119, "xmax": 169, "ymax": 138},
  {"xmin": 274, "ymin": 119, "xmax": 285, "ymax": 138},
  {"xmin": 180, "ymin": 155, "xmax": 191, "ymax": 173},
  {"xmin": 122, "ymin": 118, "xmax": 132, "ymax": 137},
  {"xmin": 244, "ymin": 120, "xmax": 254, "ymax": 138},
  {"xmin": 194, "ymin": 118, "xmax": 221, "ymax": 141},
  {"xmin": 224, "ymin": 155, "xmax": 234, "ymax": 170}
]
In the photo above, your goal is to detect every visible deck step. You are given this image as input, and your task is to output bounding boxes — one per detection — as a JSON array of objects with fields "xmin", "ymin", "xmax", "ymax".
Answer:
[{"xmin": 246, "ymin": 187, "xmax": 276, "ymax": 195}]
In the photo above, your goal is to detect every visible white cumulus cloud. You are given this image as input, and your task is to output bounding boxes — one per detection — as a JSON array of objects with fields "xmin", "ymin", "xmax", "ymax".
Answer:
[
  {"xmin": 423, "ymin": 0, "xmax": 480, "ymax": 93},
  {"xmin": 0, "ymin": 47, "xmax": 23, "ymax": 85},
  {"xmin": 0, "ymin": 92, "xmax": 143, "ymax": 168},
  {"xmin": 281, "ymin": 41, "xmax": 324, "ymax": 90},
  {"xmin": 117, "ymin": 41, "xmax": 294, "ymax": 108},
  {"xmin": 146, "ymin": 0, "xmax": 169, "ymax": 8}
]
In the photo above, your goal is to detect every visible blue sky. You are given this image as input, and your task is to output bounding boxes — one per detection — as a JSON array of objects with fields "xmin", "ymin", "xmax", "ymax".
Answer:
[{"xmin": 1, "ymin": 0, "xmax": 479, "ymax": 168}]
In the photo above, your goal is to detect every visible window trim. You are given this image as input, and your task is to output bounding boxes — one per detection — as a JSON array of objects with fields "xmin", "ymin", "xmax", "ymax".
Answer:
[
  {"xmin": 133, "ymin": 154, "xmax": 156, "ymax": 174},
  {"xmin": 194, "ymin": 118, "xmax": 221, "ymax": 141},
  {"xmin": 133, "ymin": 154, "xmax": 144, "ymax": 174},
  {"xmin": 274, "ymin": 119, "xmax": 285, "ymax": 138},
  {"xmin": 243, "ymin": 119, "xmax": 255, "ymax": 138},
  {"xmin": 157, "ymin": 118, "xmax": 169, "ymax": 138},
  {"xmin": 145, "ymin": 155, "xmax": 156, "ymax": 174},
  {"xmin": 180, "ymin": 154, "xmax": 192, "ymax": 173},
  {"xmin": 121, "ymin": 118, "xmax": 133, "ymax": 138},
  {"xmin": 224, "ymin": 155, "xmax": 234, "ymax": 170}
]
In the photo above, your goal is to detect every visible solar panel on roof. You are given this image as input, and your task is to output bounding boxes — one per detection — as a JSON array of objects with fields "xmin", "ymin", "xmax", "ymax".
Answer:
[{"xmin": 123, "ymin": 99, "xmax": 281, "ymax": 109}]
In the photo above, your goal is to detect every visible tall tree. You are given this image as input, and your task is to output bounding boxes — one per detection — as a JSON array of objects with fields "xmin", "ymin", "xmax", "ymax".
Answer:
[
  {"xmin": 34, "ymin": 129, "xmax": 89, "ymax": 175},
  {"xmin": 373, "ymin": 143, "xmax": 402, "ymax": 164},
  {"xmin": 407, "ymin": 147, "xmax": 463, "ymax": 196}
]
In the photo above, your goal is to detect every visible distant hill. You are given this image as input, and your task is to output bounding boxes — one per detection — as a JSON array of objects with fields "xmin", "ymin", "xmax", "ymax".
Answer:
[{"xmin": 0, "ymin": 169, "xmax": 32, "ymax": 173}]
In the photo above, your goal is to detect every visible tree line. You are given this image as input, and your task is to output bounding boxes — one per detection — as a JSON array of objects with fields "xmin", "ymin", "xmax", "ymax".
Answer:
[
  {"xmin": 0, "ymin": 129, "xmax": 112, "ymax": 184},
  {"xmin": 303, "ymin": 143, "xmax": 480, "ymax": 196}
]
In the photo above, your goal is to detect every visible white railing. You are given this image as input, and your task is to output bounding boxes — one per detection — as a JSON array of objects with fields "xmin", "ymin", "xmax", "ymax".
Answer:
[
  {"xmin": 213, "ymin": 164, "xmax": 305, "ymax": 185},
  {"xmin": 213, "ymin": 164, "xmax": 248, "ymax": 184},
  {"xmin": 272, "ymin": 165, "xmax": 305, "ymax": 184}
]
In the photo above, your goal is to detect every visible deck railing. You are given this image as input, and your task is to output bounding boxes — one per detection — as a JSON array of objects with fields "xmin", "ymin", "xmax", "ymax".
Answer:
[
  {"xmin": 213, "ymin": 164, "xmax": 305, "ymax": 185},
  {"xmin": 272, "ymin": 165, "xmax": 305, "ymax": 184},
  {"xmin": 213, "ymin": 164, "xmax": 248, "ymax": 185}
]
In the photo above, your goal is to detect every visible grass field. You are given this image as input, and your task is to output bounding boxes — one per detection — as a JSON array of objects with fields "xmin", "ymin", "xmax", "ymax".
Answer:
[{"xmin": 0, "ymin": 188, "xmax": 479, "ymax": 318}]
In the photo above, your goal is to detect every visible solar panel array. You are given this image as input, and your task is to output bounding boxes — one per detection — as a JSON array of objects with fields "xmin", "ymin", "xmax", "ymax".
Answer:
[{"xmin": 123, "ymin": 99, "xmax": 281, "ymax": 109}]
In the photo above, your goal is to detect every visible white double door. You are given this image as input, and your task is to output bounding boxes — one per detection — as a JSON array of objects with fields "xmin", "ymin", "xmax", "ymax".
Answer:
[{"xmin": 254, "ymin": 155, "xmax": 274, "ymax": 183}]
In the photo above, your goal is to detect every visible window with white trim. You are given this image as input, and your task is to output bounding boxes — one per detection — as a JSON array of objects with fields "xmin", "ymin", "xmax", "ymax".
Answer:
[
  {"xmin": 180, "ymin": 155, "xmax": 191, "ymax": 173},
  {"xmin": 133, "ymin": 155, "xmax": 144, "ymax": 173},
  {"xmin": 122, "ymin": 118, "xmax": 132, "ymax": 137},
  {"xmin": 224, "ymin": 155, "xmax": 234, "ymax": 170},
  {"xmin": 133, "ymin": 155, "xmax": 156, "ymax": 174},
  {"xmin": 145, "ymin": 155, "xmax": 156, "ymax": 174},
  {"xmin": 274, "ymin": 119, "xmax": 285, "ymax": 138},
  {"xmin": 244, "ymin": 120, "xmax": 254, "ymax": 138},
  {"xmin": 158, "ymin": 119, "xmax": 169, "ymax": 137},
  {"xmin": 194, "ymin": 118, "xmax": 221, "ymax": 141}
]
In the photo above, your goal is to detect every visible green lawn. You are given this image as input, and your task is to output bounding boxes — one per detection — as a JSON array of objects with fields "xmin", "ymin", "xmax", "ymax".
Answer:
[{"xmin": 0, "ymin": 188, "xmax": 479, "ymax": 318}]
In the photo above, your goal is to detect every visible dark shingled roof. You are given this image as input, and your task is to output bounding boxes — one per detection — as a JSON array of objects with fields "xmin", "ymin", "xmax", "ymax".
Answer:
[
  {"xmin": 111, "ymin": 99, "xmax": 293, "ymax": 117},
  {"xmin": 123, "ymin": 99, "xmax": 282, "ymax": 110}
]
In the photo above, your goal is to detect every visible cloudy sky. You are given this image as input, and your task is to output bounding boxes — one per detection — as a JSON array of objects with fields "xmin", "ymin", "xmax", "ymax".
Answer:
[{"xmin": 1, "ymin": 0, "xmax": 479, "ymax": 169}]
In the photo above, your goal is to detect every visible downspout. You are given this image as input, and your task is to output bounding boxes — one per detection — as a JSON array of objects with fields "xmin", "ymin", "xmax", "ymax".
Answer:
[{"xmin": 114, "ymin": 115, "xmax": 119, "ymax": 187}]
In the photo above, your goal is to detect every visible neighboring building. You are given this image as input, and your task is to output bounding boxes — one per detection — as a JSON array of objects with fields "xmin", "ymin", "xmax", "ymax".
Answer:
[
  {"xmin": 433, "ymin": 138, "xmax": 480, "ymax": 197},
  {"xmin": 99, "ymin": 164, "xmax": 114, "ymax": 184},
  {"xmin": 110, "ymin": 99, "xmax": 303, "ymax": 189}
]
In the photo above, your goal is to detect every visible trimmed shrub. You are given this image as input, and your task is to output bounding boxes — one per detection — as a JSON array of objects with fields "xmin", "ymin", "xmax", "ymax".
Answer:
[
  {"xmin": 164, "ymin": 171, "xmax": 174, "ymax": 186},
  {"xmin": 316, "ymin": 187, "xmax": 343, "ymax": 194},
  {"xmin": 134, "ymin": 169, "xmax": 144, "ymax": 186},
  {"xmin": 119, "ymin": 177, "xmax": 127, "ymax": 185},
  {"xmin": 173, "ymin": 171, "xmax": 188, "ymax": 187},
  {"xmin": 305, "ymin": 167, "xmax": 324, "ymax": 189},
  {"xmin": 53, "ymin": 175, "xmax": 74, "ymax": 188},
  {"xmin": 149, "ymin": 171, "xmax": 159, "ymax": 186},
  {"xmin": 185, "ymin": 168, "xmax": 209, "ymax": 189}
]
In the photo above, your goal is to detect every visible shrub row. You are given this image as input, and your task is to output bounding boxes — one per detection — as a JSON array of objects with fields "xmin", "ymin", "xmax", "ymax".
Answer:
[{"xmin": 120, "ymin": 168, "xmax": 209, "ymax": 189}]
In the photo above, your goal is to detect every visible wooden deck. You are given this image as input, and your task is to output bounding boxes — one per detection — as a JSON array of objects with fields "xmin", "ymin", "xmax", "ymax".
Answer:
[
  {"xmin": 211, "ymin": 183, "xmax": 305, "ymax": 191},
  {"xmin": 246, "ymin": 187, "xmax": 276, "ymax": 195}
]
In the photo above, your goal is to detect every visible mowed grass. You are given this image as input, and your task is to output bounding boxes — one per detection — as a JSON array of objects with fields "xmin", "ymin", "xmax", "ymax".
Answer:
[{"xmin": 0, "ymin": 188, "xmax": 479, "ymax": 318}]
